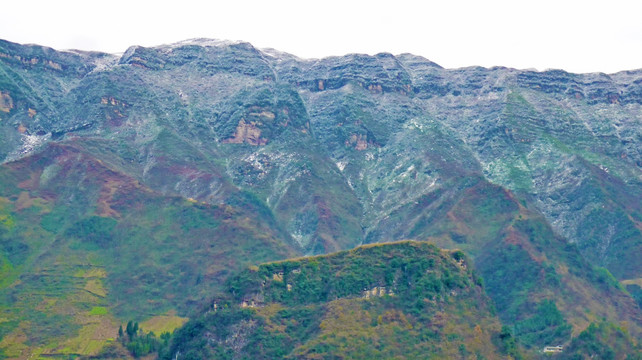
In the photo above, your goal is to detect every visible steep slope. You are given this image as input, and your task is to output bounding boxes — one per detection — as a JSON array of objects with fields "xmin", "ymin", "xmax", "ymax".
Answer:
[
  {"xmin": 163, "ymin": 241, "xmax": 512, "ymax": 360},
  {"xmin": 1, "ymin": 37, "xmax": 641, "ymax": 358},
  {"xmin": 2, "ymin": 38, "xmax": 640, "ymax": 270},
  {"xmin": 360, "ymin": 174, "xmax": 642, "ymax": 349},
  {"xmin": 565, "ymin": 321, "xmax": 641, "ymax": 359},
  {"xmin": 0, "ymin": 142, "xmax": 299, "ymax": 358}
]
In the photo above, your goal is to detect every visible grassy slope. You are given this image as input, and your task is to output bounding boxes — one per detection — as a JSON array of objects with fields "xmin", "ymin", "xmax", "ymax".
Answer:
[
  {"xmin": 366, "ymin": 176, "xmax": 642, "ymax": 351},
  {"xmin": 0, "ymin": 143, "xmax": 298, "ymax": 358},
  {"xmin": 565, "ymin": 321, "xmax": 642, "ymax": 359},
  {"xmin": 1, "ymin": 40, "xmax": 641, "ymax": 359},
  {"xmin": 165, "ymin": 241, "xmax": 513, "ymax": 359}
]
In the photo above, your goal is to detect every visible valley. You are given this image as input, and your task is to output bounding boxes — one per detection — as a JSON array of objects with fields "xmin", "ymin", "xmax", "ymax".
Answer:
[{"xmin": 0, "ymin": 38, "xmax": 640, "ymax": 359}]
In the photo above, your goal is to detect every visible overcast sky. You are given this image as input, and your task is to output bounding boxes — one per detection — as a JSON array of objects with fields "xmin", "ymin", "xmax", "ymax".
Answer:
[{"xmin": 2, "ymin": 0, "xmax": 641, "ymax": 74}]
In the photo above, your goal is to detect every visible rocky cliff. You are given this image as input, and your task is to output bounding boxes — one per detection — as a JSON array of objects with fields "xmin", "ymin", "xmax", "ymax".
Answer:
[{"xmin": 0, "ymin": 38, "xmax": 641, "ymax": 358}]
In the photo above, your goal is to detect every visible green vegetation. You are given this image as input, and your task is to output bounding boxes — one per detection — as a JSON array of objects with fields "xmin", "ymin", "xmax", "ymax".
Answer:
[
  {"xmin": 471, "ymin": 209, "xmax": 640, "ymax": 350},
  {"xmin": 66, "ymin": 216, "xmax": 118, "ymax": 249},
  {"xmin": 163, "ymin": 242, "xmax": 511, "ymax": 359},
  {"xmin": 0, "ymin": 145, "xmax": 298, "ymax": 357},
  {"xmin": 497, "ymin": 326, "xmax": 522, "ymax": 360},
  {"xmin": 89, "ymin": 306, "xmax": 108, "ymax": 316},
  {"xmin": 2, "ymin": 39, "xmax": 642, "ymax": 359},
  {"xmin": 625, "ymin": 283, "xmax": 642, "ymax": 309},
  {"xmin": 513, "ymin": 300, "xmax": 571, "ymax": 347},
  {"xmin": 117, "ymin": 320, "xmax": 171, "ymax": 358},
  {"xmin": 565, "ymin": 321, "xmax": 641, "ymax": 359}
]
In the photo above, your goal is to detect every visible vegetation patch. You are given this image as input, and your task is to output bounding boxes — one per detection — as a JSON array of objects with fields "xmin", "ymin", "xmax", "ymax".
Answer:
[
  {"xmin": 90, "ymin": 306, "xmax": 108, "ymax": 316},
  {"xmin": 161, "ymin": 241, "xmax": 514, "ymax": 359},
  {"xmin": 140, "ymin": 313, "xmax": 188, "ymax": 335}
]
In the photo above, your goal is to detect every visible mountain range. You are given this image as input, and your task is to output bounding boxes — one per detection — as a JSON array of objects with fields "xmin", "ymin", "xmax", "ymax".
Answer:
[{"xmin": 0, "ymin": 38, "xmax": 641, "ymax": 359}]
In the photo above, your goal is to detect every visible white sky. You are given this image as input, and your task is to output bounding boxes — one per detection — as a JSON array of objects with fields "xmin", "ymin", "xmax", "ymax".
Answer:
[{"xmin": 1, "ymin": 0, "xmax": 641, "ymax": 74}]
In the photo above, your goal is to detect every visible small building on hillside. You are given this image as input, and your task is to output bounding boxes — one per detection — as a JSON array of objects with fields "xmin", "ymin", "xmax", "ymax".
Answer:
[{"xmin": 543, "ymin": 345, "xmax": 563, "ymax": 353}]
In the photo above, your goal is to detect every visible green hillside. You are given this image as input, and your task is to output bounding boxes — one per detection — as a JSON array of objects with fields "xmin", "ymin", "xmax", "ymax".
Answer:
[
  {"xmin": 0, "ymin": 143, "xmax": 298, "ymax": 358},
  {"xmin": 0, "ymin": 38, "xmax": 641, "ymax": 358},
  {"xmin": 163, "ymin": 241, "xmax": 514, "ymax": 359}
]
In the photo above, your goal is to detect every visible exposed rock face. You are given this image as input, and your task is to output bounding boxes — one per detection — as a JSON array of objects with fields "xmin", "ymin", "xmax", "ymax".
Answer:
[
  {"xmin": 1, "ymin": 37, "xmax": 642, "ymax": 358},
  {"xmin": 0, "ymin": 91, "xmax": 13, "ymax": 112},
  {"xmin": 1, "ymin": 38, "xmax": 640, "ymax": 273},
  {"xmin": 223, "ymin": 119, "xmax": 268, "ymax": 145}
]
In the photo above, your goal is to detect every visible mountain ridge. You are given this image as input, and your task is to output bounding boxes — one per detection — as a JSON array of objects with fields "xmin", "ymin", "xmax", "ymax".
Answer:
[{"xmin": 1, "ymin": 37, "xmax": 641, "ymax": 358}]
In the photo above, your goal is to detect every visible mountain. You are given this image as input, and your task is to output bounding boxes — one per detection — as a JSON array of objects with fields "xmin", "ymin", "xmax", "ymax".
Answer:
[
  {"xmin": 0, "ymin": 141, "xmax": 299, "ymax": 358},
  {"xmin": 162, "ymin": 241, "xmax": 513, "ymax": 359},
  {"xmin": 0, "ymin": 38, "xmax": 641, "ymax": 358}
]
